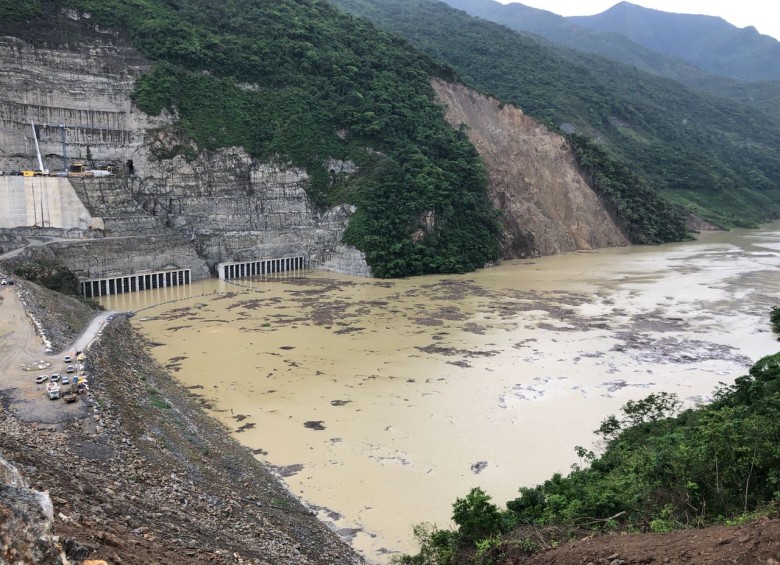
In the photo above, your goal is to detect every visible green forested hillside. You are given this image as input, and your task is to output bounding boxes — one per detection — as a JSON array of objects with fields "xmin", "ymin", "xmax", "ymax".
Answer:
[
  {"xmin": 3, "ymin": 0, "xmax": 502, "ymax": 277},
  {"xmin": 330, "ymin": 0, "xmax": 780, "ymax": 229},
  {"xmin": 569, "ymin": 2, "xmax": 780, "ymax": 82},
  {"xmin": 441, "ymin": 0, "xmax": 780, "ymax": 123}
]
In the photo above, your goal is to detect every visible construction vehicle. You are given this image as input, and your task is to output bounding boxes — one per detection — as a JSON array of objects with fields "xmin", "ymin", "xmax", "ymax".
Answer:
[
  {"xmin": 21, "ymin": 121, "xmax": 49, "ymax": 177},
  {"xmin": 59, "ymin": 124, "xmax": 116, "ymax": 177},
  {"xmin": 46, "ymin": 382, "xmax": 60, "ymax": 399}
]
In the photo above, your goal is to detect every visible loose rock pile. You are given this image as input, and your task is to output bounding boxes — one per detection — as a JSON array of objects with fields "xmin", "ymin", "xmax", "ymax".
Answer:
[{"xmin": 0, "ymin": 311, "xmax": 363, "ymax": 564}]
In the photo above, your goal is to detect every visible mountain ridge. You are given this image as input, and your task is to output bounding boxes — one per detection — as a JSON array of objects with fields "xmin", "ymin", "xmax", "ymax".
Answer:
[
  {"xmin": 440, "ymin": 0, "xmax": 780, "ymax": 122},
  {"xmin": 331, "ymin": 0, "xmax": 780, "ymax": 229},
  {"xmin": 569, "ymin": 1, "xmax": 780, "ymax": 81}
]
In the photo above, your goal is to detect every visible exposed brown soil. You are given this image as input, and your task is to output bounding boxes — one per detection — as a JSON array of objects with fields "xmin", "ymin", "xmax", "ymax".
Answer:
[{"xmin": 513, "ymin": 519, "xmax": 780, "ymax": 565}]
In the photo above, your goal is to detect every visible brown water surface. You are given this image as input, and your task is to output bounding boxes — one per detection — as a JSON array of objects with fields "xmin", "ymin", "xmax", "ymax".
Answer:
[{"xmin": 99, "ymin": 224, "xmax": 780, "ymax": 563}]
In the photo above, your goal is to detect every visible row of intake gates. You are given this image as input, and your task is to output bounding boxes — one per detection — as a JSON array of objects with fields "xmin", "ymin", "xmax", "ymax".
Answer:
[{"xmin": 78, "ymin": 254, "xmax": 309, "ymax": 298}]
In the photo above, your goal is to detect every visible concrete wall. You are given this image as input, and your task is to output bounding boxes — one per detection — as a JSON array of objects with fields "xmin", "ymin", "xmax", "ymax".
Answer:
[
  {"xmin": 24, "ymin": 236, "xmax": 211, "ymax": 281},
  {"xmin": 0, "ymin": 177, "xmax": 93, "ymax": 229}
]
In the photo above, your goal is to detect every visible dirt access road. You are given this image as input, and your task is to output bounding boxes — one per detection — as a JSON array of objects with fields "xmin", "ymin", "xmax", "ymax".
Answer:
[{"xmin": 0, "ymin": 283, "xmax": 111, "ymax": 426}]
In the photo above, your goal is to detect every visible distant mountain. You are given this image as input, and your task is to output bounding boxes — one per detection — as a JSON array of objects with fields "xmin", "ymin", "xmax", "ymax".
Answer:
[
  {"xmin": 330, "ymin": 0, "xmax": 780, "ymax": 228},
  {"xmin": 440, "ymin": 0, "xmax": 780, "ymax": 123},
  {"xmin": 569, "ymin": 1, "xmax": 780, "ymax": 82}
]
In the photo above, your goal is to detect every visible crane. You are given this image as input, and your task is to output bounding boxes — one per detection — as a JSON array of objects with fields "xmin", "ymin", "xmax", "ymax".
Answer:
[{"xmin": 22, "ymin": 121, "xmax": 48, "ymax": 176}]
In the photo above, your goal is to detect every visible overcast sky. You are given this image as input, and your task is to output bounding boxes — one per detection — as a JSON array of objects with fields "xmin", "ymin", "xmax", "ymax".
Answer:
[{"xmin": 495, "ymin": 1, "xmax": 780, "ymax": 41}]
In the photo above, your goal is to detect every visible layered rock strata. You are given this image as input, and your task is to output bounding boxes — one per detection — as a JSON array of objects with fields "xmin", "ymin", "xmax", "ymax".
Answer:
[{"xmin": 0, "ymin": 17, "xmax": 370, "ymax": 279}]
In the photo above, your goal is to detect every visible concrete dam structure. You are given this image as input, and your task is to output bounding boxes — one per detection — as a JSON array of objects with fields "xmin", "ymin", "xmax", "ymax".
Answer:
[
  {"xmin": 79, "ymin": 268, "xmax": 191, "ymax": 298},
  {"xmin": 0, "ymin": 31, "xmax": 372, "ymax": 288},
  {"xmin": 0, "ymin": 176, "xmax": 94, "ymax": 229},
  {"xmin": 218, "ymin": 255, "xmax": 308, "ymax": 280}
]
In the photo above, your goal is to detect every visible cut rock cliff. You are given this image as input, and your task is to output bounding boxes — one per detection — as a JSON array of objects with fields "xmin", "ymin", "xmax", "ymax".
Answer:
[{"xmin": 1, "ymin": 13, "xmax": 629, "ymax": 284}]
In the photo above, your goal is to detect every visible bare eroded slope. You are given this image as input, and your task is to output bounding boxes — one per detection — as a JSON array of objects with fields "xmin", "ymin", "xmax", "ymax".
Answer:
[{"xmin": 432, "ymin": 78, "xmax": 629, "ymax": 258}]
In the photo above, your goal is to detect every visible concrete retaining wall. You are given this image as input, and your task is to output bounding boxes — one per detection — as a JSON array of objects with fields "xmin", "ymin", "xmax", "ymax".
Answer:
[{"xmin": 0, "ymin": 177, "xmax": 93, "ymax": 230}]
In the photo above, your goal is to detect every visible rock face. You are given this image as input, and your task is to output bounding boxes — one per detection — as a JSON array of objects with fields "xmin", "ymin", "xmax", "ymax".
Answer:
[
  {"xmin": 0, "ymin": 13, "xmax": 630, "ymax": 284},
  {"xmin": 0, "ymin": 17, "xmax": 370, "ymax": 279},
  {"xmin": 432, "ymin": 78, "xmax": 629, "ymax": 258},
  {"xmin": 0, "ymin": 454, "xmax": 68, "ymax": 564}
]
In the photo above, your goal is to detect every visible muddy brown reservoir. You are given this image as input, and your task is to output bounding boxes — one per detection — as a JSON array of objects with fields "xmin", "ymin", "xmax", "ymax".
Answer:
[{"xmin": 99, "ymin": 223, "xmax": 780, "ymax": 563}]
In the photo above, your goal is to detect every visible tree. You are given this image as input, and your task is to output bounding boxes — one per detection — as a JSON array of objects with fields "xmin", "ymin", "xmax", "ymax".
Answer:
[{"xmin": 452, "ymin": 487, "xmax": 502, "ymax": 546}]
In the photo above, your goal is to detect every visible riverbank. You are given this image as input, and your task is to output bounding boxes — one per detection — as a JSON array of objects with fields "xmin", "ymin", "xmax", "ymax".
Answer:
[{"xmin": 0, "ymin": 276, "xmax": 364, "ymax": 564}]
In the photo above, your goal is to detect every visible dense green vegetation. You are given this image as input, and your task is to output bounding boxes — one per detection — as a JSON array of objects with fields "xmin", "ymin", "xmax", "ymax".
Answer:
[
  {"xmin": 0, "ymin": 0, "xmax": 41, "ymax": 19},
  {"xmin": 441, "ymin": 0, "xmax": 780, "ymax": 123},
  {"xmin": 570, "ymin": 134, "xmax": 688, "ymax": 243},
  {"xmin": 331, "ymin": 0, "xmax": 780, "ymax": 229},
  {"xmin": 4, "ymin": 0, "xmax": 501, "ymax": 277},
  {"xmin": 772, "ymin": 307, "xmax": 780, "ymax": 333},
  {"xmin": 397, "ymin": 318, "xmax": 780, "ymax": 564}
]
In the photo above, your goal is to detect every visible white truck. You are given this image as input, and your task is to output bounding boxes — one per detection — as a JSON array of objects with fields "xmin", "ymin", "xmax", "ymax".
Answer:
[{"xmin": 46, "ymin": 382, "xmax": 60, "ymax": 400}]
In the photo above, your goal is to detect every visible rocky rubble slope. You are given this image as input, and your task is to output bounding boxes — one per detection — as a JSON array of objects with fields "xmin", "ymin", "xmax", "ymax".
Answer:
[
  {"xmin": 0, "ymin": 454, "xmax": 68, "ymax": 564},
  {"xmin": 0, "ymin": 312, "xmax": 363, "ymax": 564}
]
